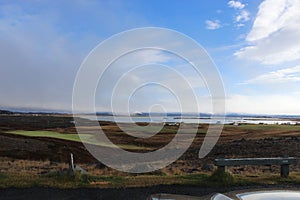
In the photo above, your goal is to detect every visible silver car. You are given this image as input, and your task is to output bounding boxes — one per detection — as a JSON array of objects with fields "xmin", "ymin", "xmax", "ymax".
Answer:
[{"xmin": 148, "ymin": 191, "xmax": 300, "ymax": 200}]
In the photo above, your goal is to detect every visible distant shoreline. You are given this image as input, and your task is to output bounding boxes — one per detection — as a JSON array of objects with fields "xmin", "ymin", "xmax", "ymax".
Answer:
[{"xmin": 1, "ymin": 109, "xmax": 300, "ymax": 124}]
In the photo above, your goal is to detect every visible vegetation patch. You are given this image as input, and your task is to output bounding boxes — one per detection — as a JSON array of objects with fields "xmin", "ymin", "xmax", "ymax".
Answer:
[
  {"xmin": 207, "ymin": 170, "xmax": 236, "ymax": 186},
  {"xmin": 0, "ymin": 171, "xmax": 300, "ymax": 188},
  {"xmin": 5, "ymin": 130, "xmax": 146, "ymax": 150},
  {"xmin": 230, "ymin": 124, "xmax": 300, "ymax": 131}
]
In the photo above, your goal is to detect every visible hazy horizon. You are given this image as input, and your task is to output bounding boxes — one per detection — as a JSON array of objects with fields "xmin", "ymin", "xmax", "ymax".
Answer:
[{"xmin": 2, "ymin": 106, "xmax": 300, "ymax": 117}]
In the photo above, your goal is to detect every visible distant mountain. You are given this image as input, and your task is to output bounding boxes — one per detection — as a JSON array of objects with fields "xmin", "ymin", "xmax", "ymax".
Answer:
[
  {"xmin": 95, "ymin": 112, "xmax": 113, "ymax": 116},
  {"xmin": 0, "ymin": 110, "xmax": 13, "ymax": 114},
  {"xmin": 0, "ymin": 109, "xmax": 68, "ymax": 115},
  {"xmin": 225, "ymin": 113, "xmax": 300, "ymax": 119},
  {"xmin": 130, "ymin": 112, "xmax": 149, "ymax": 117}
]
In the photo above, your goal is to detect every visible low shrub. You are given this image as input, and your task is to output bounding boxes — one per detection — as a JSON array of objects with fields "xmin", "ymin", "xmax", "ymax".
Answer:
[{"xmin": 208, "ymin": 169, "xmax": 235, "ymax": 186}]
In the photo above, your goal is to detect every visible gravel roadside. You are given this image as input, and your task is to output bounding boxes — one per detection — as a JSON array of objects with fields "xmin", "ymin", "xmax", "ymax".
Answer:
[{"xmin": 1, "ymin": 184, "xmax": 300, "ymax": 200}]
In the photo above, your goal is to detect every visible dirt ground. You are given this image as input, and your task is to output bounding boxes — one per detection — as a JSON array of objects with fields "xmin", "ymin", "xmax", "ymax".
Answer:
[{"xmin": 1, "ymin": 184, "xmax": 300, "ymax": 200}]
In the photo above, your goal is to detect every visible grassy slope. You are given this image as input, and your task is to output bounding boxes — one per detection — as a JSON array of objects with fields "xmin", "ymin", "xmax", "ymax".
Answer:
[{"xmin": 1, "ymin": 171, "xmax": 300, "ymax": 189}]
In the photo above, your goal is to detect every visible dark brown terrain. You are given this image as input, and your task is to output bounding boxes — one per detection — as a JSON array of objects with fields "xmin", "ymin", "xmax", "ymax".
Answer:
[
  {"xmin": 1, "ymin": 115, "xmax": 300, "ymax": 173},
  {"xmin": 0, "ymin": 114, "xmax": 300, "ymax": 199}
]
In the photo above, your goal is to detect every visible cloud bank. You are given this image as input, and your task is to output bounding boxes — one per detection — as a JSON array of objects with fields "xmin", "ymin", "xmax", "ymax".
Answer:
[
  {"xmin": 243, "ymin": 65, "xmax": 300, "ymax": 84},
  {"xmin": 235, "ymin": 0, "xmax": 300, "ymax": 65}
]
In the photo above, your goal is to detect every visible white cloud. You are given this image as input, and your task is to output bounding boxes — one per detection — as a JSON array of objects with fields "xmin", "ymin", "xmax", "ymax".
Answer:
[
  {"xmin": 0, "ymin": 5, "xmax": 82, "ymax": 111},
  {"xmin": 246, "ymin": 0, "xmax": 297, "ymax": 42},
  {"xmin": 236, "ymin": 10, "xmax": 250, "ymax": 22},
  {"xmin": 228, "ymin": 0, "xmax": 245, "ymax": 9},
  {"xmin": 0, "ymin": 2, "xmax": 145, "ymax": 111},
  {"xmin": 93, "ymin": 48, "xmax": 210, "ymax": 114},
  {"xmin": 243, "ymin": 65, "xmax": 300, "ymax": 84},
  {"xmin": 226, "ymin": 94, "xmax": 300, "ymax": 115},
  {"xmin": 205, "ymin": 20, "xmax": 222, "ymax": 30},
  {"xmin": 235, "ymin": 0, "xmax": 300, "ymax": 65},
  {"xmin": 236, "ymin": 23, "xmax": 245, "ymax": 28},
  {"xmin": 227, "ymin": 1, "xmax": 250, "ymax": 28}
]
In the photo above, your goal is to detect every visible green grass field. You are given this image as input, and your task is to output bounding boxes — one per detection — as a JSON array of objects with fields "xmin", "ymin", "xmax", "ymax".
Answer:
[{"xmin": 5, "ymin": 130, "xmax": 145, "ymax": 150}]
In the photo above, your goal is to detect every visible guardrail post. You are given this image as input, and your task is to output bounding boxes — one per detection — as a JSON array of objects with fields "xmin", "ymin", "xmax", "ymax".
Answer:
[
  {"xmin": 281, "ymin": 164, "xmax": 289, "ymax": 178},
  {"xmin": 218, "ymin": 165, "xmax": 226, "ymax": 172},
  {"xmin": 214, "ymin": 156, "xmax": 297, "ymax": 178}
]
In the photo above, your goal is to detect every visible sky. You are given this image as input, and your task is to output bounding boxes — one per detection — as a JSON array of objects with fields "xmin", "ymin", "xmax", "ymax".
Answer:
[{"xmin": 1, "ymin": 0, "xmax": 300, "ymax": 115}]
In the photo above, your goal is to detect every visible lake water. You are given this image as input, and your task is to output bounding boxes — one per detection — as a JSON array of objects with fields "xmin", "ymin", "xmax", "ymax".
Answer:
[{"xmin": 80, "ymin": 115, "xmax": 300, "ymax": 125}]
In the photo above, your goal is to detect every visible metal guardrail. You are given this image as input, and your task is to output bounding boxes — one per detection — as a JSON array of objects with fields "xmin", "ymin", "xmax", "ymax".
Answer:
[{"xmin": 214, "ymin": 157, "xmax": 297, "ymax": 178}]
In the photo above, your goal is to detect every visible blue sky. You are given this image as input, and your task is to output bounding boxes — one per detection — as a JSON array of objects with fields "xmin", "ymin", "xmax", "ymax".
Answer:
[{"xmin": 1, "ymin": 0, "xmax": 300, "ymax": 115}]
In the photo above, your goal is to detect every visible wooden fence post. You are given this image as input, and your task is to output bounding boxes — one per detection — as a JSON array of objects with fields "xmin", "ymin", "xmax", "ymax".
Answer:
[{"xmin": 68, "ymin": 153, "xmax": 74, "ymax": 176}]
